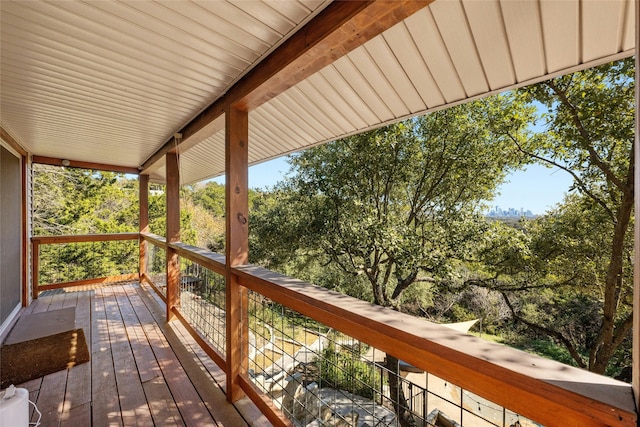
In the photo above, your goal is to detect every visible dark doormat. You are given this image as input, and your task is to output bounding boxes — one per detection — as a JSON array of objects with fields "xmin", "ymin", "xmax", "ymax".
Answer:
[{"xmin": 0, "ymin": 329, "xmax": 90, "ymax": 389}]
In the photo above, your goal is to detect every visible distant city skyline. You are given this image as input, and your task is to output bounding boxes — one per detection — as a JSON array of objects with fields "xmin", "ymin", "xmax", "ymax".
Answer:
[
  {"xmin": 486, "ymin": 206, "xmax": 535, "ymax": 218},
  {"xmin": 213, "ymin": 157, "xmax": 574, "ymax": 216}
]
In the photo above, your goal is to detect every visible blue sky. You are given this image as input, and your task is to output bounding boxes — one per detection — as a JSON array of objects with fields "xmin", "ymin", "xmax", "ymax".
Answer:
[
  {"xmin": 490, "ymin": 164, "xmax": 572, "ymax": 214},
  {"xmin": 213, "ymin": 156, "xmax": 573, "ymax": 215}
]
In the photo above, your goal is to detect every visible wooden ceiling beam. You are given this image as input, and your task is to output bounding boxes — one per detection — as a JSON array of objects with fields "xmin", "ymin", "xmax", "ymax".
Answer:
[
  {"xmin": 1, "ymin": 126, "xmax": 28, "ymax": 157},
  {"xmin": 32, "ymin": 156, "xmax": 140, "ymax": 175},
  {"xmin": 140, "ymin": 0, "xmax": 432, "ymax": 173}
]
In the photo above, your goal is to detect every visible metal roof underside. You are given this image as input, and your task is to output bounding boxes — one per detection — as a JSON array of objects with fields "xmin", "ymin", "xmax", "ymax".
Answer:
[{"xmin": 1, "ymin": 0, "xmax": 635, "ymax": 185}]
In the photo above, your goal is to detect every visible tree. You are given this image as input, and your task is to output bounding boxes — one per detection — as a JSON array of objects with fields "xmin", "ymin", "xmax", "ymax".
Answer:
[
  {"xmin": 32, "ymin": 166, "xmax": 200, "ymax": 282},
  {"xmin": 254, "ymin": 95, "xmax": 533, "ymax": 308},
  {"xmin": 251, "ymin": 94, "xmax": 534, "ymax": 426},
  {"xmin": 476, "ymin": 59, "xmax": 634, "ymax": 375},
  {"xmin": 32, "ymin": 165, "xmax": 138, "ymax": 235}
]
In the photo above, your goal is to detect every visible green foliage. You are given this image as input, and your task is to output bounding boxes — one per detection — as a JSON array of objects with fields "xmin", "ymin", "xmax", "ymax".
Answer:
[
  {"xmin": 191, "ymin": 181, "xmax": 226, "ymax": 217},
  {"xmin": 147, "ymin": 186, "xmax": 197, "ymax": 245},
  {"xmin": 39, "ymin": 240, "xmax": 138, "ymax": 285},
  {"xmin": 510, "ymin": 337, "xmax": 578, "ymax": 368},
  {"xmin": 316, "ymin": 345, "xmax": 383, "ymax": 400},
  {"xmin": 32, "ymin": 166, "xmax": 198, "ymax": 284},
  {"xmin": 251, "ymin": 94, "xmax": 534, "ymax": 309},
  {"xmin": 33, "ymin": 166, "xmax": 139, "ymax": 235},
  {"xmin": 467, "ymin": 59, "xmax": 635, "ymax": 375}
]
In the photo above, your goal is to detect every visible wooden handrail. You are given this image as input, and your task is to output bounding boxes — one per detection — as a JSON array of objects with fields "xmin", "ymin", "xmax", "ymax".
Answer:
[
  {"xmin": 140, "ymin": 232, "xmax": 167, "ymax": 249},
  {"xmin": 140, "ymin": 233, "xmax": 225, "ymax": 276},
  {"xmin": 169, "ymin": 241, "xmax": 226, "ymax": 276},
  {"xmin": 32, "ymin": 232, "xmax": 139, "ymax": 244},
  {"xmin": 31, "ymin": 233, "xmax": 141, "ymax": 297},
  {"xmin": 233, "ymin": 264, "xmax": 637, "ymax": 427}
]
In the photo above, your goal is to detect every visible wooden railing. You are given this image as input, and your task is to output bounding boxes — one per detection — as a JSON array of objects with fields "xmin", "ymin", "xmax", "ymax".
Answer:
[
  {"xmin": 31, "ymin": 233, "xmax": 139, "ymax": 298},
  {"xmin": 140, "ymin": 233, "xmax": 228, "ymax": 371},
  {"xmin": 136, "ymin": 233, "xmax": 637, "ymax": 427},
  {"xmin": 234, "ymin": 266, "xmax": 637, "ymax": 427}
]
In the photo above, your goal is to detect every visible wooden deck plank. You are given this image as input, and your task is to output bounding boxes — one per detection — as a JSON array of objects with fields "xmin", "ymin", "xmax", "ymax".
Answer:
[
  {"xmin": 33, "ymin": 369, "xmax": 68, "ymax": 427},
  {"xmin": 61, "ymin": 361, "xmax": 91, "ymax": 417},
  {"xmin": 21, "ymin": 297, "xmax": 38, "ymax": 315},
  {"xmin": 91, "ymin": 287, "xmax": 123, "ymax": 427},
  {"xmin": 30, "ymin": 292, "xmax": 55, "ymax": 314},
  {"xmin": 162, "ymin": 291, "xmax": 271, "ymax": 427},
  {"xmin": 28, "ymin": 387, "xmax": 41, "ymax": 423},
  {"xmin": 142, "ymin": 283, "xmax": 267, "ymax": 427},
  {"xmin": 102, "ymin": 286, "xmax": 154, "ymax": 426},
  {"xmin": 142, "ymin": 377, "xmax": 186, "ymax": 427},
  {"xmin": 127, "ymin": 285, "xmax": 220, "ymax": 427},
  {"xmin": 91, "ymin": 348, "xmax": 123, "ymax": 427},
  {"xmin": 47, "ymin": 291, "xmax": 67, "ymax": 311},
  {"xmin": 75, "ymin": 291, "xmax": 92, "ymax": 345},
  {"xmin": 113, "ymin": 284, "xmax": 162, "ymax": 383},
  {"xmin": 61, "ymin": 402, "xmax": 91, "ymax": 427},
  {"xmin": 141, "ymin": 283, "xmax": 269, "ymax": 427},
  {"xmin": 92, "ymin": 287, "xmax": 110, "ymax": 353},
  {"xmin": 62, "ymin": 291, "xmax": 78, "ymax": 309},
  {"xmin": 102, "ymin": 287, "xmax": 129, "ymax": 348},
  {"xmin": 111, "ymin": 340, "xmax": 154, "ymax": 427},
  {"xmin": 116, "ymin": 284, "xmax": 191, "ymax": 426},
  {"xmin": 13, "ymin": 283, "xmax": 252, "ymax": 427}
]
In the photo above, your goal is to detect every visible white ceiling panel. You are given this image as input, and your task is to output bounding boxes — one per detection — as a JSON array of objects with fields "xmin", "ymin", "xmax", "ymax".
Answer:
[
  {"xmin": 383, "ymin": 22, "xmax": 446, "ymax": 109},
  {"xmin": 404, "ymin": 8, "xmax": 467, "ymax": 104},
  {"xmin": 364, "ymin": 37, "xmax": 426, "ymax": 113},
  {"xmin": 332, "ymin": 58, "xmax": 395, "ymax": 123},
  {"xmin": 540, "ymin": 0, "xmax": 579, "ymax": 73},
  {"xmin": 622, "ymin": 0, "xmax": 635, "ymax": 51},
  {"xmin": 582, "ymin": 0, "xmax": 627, "ymax": 62},
  {"xmin": 0, "ymin": 0, "xmax": 331, "ymax": 170},
  {"xmin": 429, "ymin": 0, "xmax": 490, "ymax": 97},
  {"xmin": 500, "ymin": 0, "xmax": 546, "ymax": 83},
  {"xmin": 462, "ymin": 0, "xmax": 516, "ymax": 91},
  {"xmin": 349, "ymin": 47, "xmax": 411, "ymax": 118},
  {"xmin": 1, "ymin": 0, "xmax": 635, "ymax": 185}
]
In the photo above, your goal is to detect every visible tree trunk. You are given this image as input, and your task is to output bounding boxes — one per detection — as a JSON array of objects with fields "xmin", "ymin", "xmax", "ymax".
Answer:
[
  {"xmin": 590, "ymin": 184, "xmax": 634, "ymax": 374},
  {"xmin": 385, "ymin": 354, "xmax": 416, "ymax": 427}
]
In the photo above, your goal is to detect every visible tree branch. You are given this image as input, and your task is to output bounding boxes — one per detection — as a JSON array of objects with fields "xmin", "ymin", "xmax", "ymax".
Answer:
[
  {"xmin": 507, "ymin": 132, "xmax": 616, "ymax": 222},
  {"xmin": 545, "ymin": 80, "xmax": 624, "ymax": 190},
  {"xmin": 500, "ymin": 292, "xmax": 587, "ymax": 369}
]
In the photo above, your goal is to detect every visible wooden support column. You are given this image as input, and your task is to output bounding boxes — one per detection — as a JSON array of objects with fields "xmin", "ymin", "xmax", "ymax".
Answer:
[
  {"xmin": 166, "ymin": 153, "xmax": 180, "ymax": 322},
  {"xmin": 139, "ymin": 174, "xmax": 149, "ymax": 281},
  {"xmin": 633, "ymin": 0, "xmax": 640, "ymax": 411},
  {"xmin": 225, "ymin": 107, "xmax": 249, "ymax": 402}
]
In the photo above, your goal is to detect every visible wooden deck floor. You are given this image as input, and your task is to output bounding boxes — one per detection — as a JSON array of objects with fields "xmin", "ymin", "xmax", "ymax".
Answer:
[{"xmin": 6, "ymin": 282, "xmax": 269, "ymax": 427}]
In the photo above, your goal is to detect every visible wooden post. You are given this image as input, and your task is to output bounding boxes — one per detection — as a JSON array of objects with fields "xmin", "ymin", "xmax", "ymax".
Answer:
[
  {"xmin": 31, "ymin": 240, "xmax": 39, "ymax": 300},
  {"xmin": 166, "ymin": 153, "xmax": 180, "ymax": 322},
  {"xmin": 139, "ymin": 174, "xmax": 149, "ymax": 281},
  {"xmin": 633, "ymin": 0, "xmax": 640, "ymax": 411},
  {"xmin": 225, "ymin": 106, "xmax": 249, "ymax": 402}
]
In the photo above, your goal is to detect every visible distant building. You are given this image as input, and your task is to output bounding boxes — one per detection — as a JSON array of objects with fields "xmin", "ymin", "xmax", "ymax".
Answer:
[{"xmin": 486, "ymin": 206, "xmax": 535, "ymax": 218}]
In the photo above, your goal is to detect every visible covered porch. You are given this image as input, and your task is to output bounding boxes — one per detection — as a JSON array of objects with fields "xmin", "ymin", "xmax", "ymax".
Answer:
[{"xmin": 1, "ymin": 1, "xmax": 639, "ymax": 426}]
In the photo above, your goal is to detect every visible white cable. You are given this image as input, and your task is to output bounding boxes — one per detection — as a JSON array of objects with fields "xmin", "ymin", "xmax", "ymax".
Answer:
[{"xmin": 28, "ymin": 399, "xmax": 42, "ymax": 427}]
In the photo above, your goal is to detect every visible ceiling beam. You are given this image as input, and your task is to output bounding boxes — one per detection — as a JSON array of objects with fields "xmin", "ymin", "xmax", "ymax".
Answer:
[
  {"xmin": 1, "ymin": 126, "xmax": 28, "ymax": 157},
  {"xmin": 140, "ymin": 0, "xmax": 433, "ymax": 174},
  {"xmin": 32, "ymin": 156, "xmax": 140, "ymax": 175}
]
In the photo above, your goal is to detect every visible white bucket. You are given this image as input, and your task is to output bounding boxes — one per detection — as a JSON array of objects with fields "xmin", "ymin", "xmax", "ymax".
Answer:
[{"xmin": 0, "ymin": 387, "xmax": 29, "ymax": 427}]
